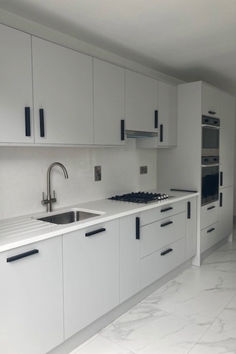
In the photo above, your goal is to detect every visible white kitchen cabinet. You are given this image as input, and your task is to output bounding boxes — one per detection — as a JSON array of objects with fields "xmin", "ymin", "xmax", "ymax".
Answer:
[
  {"xmin": 63, "ymin": 220, "xmax": 119, "ymax": 339},
  {"xmin": 202, "ymin": 82, "xmax": 221, "ymax": 117},
  {"xmin": 186, "ymin": 198, "xmax": 197, "ymax": 259},
  {"xmin": 32, "ymin": 37, "xmax": 93, "ymax": 144},
  {"xmin": 218, "ymin": 186, "xmax": 234, "ymax": 241},
  {"xmin": 201, "ymin": 201, "xmax": 218, "ymax": 230},
  {"xmin": 200, "ymin": 222, "xmax": 219, "ymax": 253},
  {"xmin": 119, "ymin": 214, "xmax": 141, "ymax": 303},
  {"xmin": 0, "ymin": 237, "xmax": 63, "ymax": 354},
  {"xmin": 93, "ymin": 59, "xmax": 125, "ymax": 145},
  {"xmin": 0, "ymin": 24, "xmax": 34, "ymax": 144},
  {"xmin": 125, "ymin": 70, "xmax": 158, "ymax": 132}
]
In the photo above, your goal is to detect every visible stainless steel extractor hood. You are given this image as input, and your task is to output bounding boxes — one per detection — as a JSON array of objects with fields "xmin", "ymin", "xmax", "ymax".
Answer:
[{"xmin": 125, "ymin": 130, "xmax": 158, "ymax": 138}]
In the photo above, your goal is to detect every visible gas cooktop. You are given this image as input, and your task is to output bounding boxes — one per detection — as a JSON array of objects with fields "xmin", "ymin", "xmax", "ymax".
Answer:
[{"xmin": 109, "ymin": 192, "xmax": 169, "ymax": 204}]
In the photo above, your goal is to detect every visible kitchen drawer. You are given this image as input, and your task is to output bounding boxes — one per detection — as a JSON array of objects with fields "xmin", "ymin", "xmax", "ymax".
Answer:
[
  {"xmin": 200, "ymin": 222, "xmax": 219, "ymax": 253},
  {"xmin": 141, "ymin": 200, "xmax": 186, "ymax": 226},
  {"xmin": 140, "ymin": 237, "xmax": 185, "ymax": 289},
  {"xmin": 201, "ymin": 201, "xmax": 218, "ymax": 229},
  {"xmin": 141, "ymin": 212, "xmax": 186, "ymax": 258}
]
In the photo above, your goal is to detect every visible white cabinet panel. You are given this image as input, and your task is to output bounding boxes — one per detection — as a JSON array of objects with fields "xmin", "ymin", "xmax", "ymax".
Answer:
[
  {"xmin": 186, "ymin": 198, "xmax": 197, "ymax": 259},
  {"xmin": 218, "ymin": 186, "xmax": 234, "ymax": 241},
  {"xmin": 141, "ymin": 201, "xmax": 185, "ymax": 226},
  {"xmin": 200, "ymin": 222, "xmax": 219, "ymax": 253},
  {"xmin": 93, "ymin": 59, "xmax": 125, "ymax": 145},
  {"xmin": 0, "ymin": 237, "xmax": 63, "ymax": 354},
  {"xmin": 0, "ymin": 24, "xmax": 33, "ymax": 144},
  {"xmin": 63, "ymin": 220, "xmax": 119, "ymax": 339},
  {"xmin": 202, "ymin": 83, "xmax": 220, "ymax": 117},
  {"xmin": 201, "ymin": 201, "xmax": 218, "ymax": 229},
  {"xmin": 125, "ymin": 70, "xmax": 158, "ymax": 132},
  {"xmin": 32, "ymin": 37, "xmax": 93, "ymax": 144},
  {"xmin": 119, "ymin": 214, "xmax": 141, "ymax": 303}
]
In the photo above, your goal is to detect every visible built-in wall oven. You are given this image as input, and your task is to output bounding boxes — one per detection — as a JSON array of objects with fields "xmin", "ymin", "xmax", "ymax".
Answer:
[{"xmin": 201, "ymin": 115, "xmax": 220, "ymax": 206}]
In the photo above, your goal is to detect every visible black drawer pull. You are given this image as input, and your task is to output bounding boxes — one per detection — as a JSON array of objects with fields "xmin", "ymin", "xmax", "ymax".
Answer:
[
  {"xmin": 7, "ymin": 249, "xmax": 39, "ymax": 263},
  {"xmin": 160, "ymin": 221, "xmax": 173, "ymax": 228},
  {"xmin": 121, "ymin": 120, "xmax": 125, "ymax": 141},
  {"xmin": 220, "ymin": 172, "xmax": 223, "ymax": 186},
  {"xmin": 39, "ymin": 108, "xmax": 45, "ymax": 137},
  {"xmin": 187, "ymin": 201, "xmax": 191, "ymax": 219},
  {"xmin": 220, "ymin": 192, "xmax": 223, "ymax": 207},
  {"xmin": 207, "ymin": 206, "xmax": 215, "ymax": 210},
  {"xmin": 154, "ymin": 110, "xmax": 158, "ymax": 128},
  {"xmin": 85, "ymin": 228, "xmax": 106, "ymax": 237},
  {"xmin": 208, "ymin": 110, "xmax": 216, "ymax": 115},
  {"xmin": 25, "ymin": 106, "xmax": 31, "ymax": 137},
  {"xmin": 161, "ymin": 207, "xmax": 173, "ymax": 213},
  {"xmin": 160, "ymin": 124, "xmax": 163, "ymax": 142},
  {"xmin": 161, "ymin": 248, "xmax": 173, "ymax": 256},
  {"xmin": 136, "ymin": 217, "xmax": 140, "ymax": 240},
  {"xmin": 207, "ymin": 227, "xmax": 215, "ymax": 233}
]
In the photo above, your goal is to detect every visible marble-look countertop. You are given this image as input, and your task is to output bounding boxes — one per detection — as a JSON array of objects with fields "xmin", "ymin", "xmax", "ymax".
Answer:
[{"xmin": 0, "ymin": 189, "xmax": 198, "ymax": 253}]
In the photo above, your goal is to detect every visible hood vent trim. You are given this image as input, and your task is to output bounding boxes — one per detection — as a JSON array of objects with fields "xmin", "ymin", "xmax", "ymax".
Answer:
[{"xmin": 125, "ymin": 130, "xmax": 158, "ymax": 139}]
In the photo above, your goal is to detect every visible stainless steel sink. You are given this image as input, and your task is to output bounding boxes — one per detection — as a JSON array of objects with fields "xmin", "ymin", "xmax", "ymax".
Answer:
[{"xmin": 38, "ymin": 210, "xmax": 99, "ymax": 225}]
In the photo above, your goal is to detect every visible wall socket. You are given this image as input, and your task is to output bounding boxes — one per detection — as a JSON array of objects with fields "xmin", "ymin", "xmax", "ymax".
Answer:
[
  {"xmin": 140, "ymin": 166, "xmax": 148, "ymax": 174},
  {"xmin": 94, "ymin": 165, "xmax": 102, "ymax": 181}
]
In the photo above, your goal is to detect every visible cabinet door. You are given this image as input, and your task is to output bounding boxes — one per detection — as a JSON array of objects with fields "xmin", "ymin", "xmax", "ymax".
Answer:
[
  {"xmin": 32, "ymin": 37, "xmax": 93, "ymax": 144},
  {"xmin": 120, "ymin": 214, "xmax": 140, "ymax": 303},
  {"xmin": 0, "ymin": 24, "xmax": 33, "ymax": 144},
  {"xmin": 0, "ymin": 237, "xmax": 63, "ymax": 354},
  {"xmin": 63, "ymin": 220, "xmax": 119, "ymax": 339},
  {"xmin": 202, "ymin": 83, "xmax": 220, "ymax": 117},
  {"xmin": 218, "ymin": 186, "xmax": 234, "ymax": 241},
  {"xmin": 186, "ymin": 198, "xmax": 197, "ymax": 259},
  {"xmin": 94, "ymin": 59, "xmax": 125, "ymax": 145},
  {"xmin": 219, "ymin": 92, "xmax": 235, "ymax": 188},
  {"xmin": 125, "ymin": 70, "xmax": 158, "ymax": 132},
  {"xmin": 157, "ymin": 81, "xmax": 177, "ymax": 147}
]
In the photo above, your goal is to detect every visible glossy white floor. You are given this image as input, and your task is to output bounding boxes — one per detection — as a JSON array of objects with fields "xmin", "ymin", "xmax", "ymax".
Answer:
[{"xmin": 71, "ymin": 234, "xmax": 236, "ymax": 354}]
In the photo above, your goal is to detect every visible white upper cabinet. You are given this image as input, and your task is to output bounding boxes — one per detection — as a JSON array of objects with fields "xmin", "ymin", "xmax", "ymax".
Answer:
[
  {"xmin": 0, "ymin": 24, "xmax": 34, "ymax": 144},
  {"xmin": 93, "ymin": 59, "xmax": 125, "ymax": 145},
  {"xmin": 125, "ymin": 70, "xmax": 158, "ymax": 132},
  {"xmin": 202, "ymin": 82, "xmax": 220, "ymax": 117},
  {"xmin": 32, "ymin": 37, "xmax": 93, "ymax": 145}
]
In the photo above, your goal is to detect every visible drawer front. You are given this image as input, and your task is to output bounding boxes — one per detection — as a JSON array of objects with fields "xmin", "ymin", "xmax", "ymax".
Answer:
[
  {"xmin": 200, "ymin": 222, "xmax": 219, "ymax": 253},
  {"xmin": 141, "ymin": 212, "xmax": 186, "ymax": 258},
  {"xmin": 141, "ymin": 200, "xmax": 186, "ymax": 226},
  {"xmin": 141, "ymin": 237, "xmax": 185, "ymax": 289},
  {"xmin": 201, "ymin": 202, "xmax": 218, "ymax": 229}
]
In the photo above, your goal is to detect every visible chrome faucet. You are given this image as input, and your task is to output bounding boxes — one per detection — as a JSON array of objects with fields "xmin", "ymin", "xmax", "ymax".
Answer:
[{"xmin": 42, "ymin": 162, "xmax": 69, "ymax": 212}]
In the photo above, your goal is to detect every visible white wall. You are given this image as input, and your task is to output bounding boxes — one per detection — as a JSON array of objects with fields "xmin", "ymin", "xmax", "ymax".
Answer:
[{"xmin": 0, "ymin": 141, "xmax": 157, "ymax": 220}]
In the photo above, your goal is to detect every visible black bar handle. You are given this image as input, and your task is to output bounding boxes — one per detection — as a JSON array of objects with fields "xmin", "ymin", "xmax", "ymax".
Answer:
[
  {"xmin": 136, "ymin": 217, "xmax": 140, "ymax": 240},
  {"xmin": 220, "ymin": 192, "xmax": 223, "ymax": 207},
  {"xmin": 207, "ymin": 227, "xmax": 215, "ymax": 233},
  {"xmin": 85, "ymin": 228, "xmax": 106, "ymax": 237},
  {"xmin": 220, "ymin": 172, "xmax": 223, "ymax": 186},
  {"xmin": 187, "ymin": 201, "xmax": 191, "ymax": 219},
  {"xmin": 161, "ymin": 248, "xmax": 173, "ymax": 256},
  {"xmin": 121, "ymin": 120, "xmax": 125, "ymax": 141},
  {"xmin": 161, "ymin": 207, "xmax": 173, "ymax": 213},
  {"xmin": 39, "ymin": 108, "xmax": 45, "ymax": 137},
  {"xmin": 160, "ymin": 124, "xmax": 163, "ymax": 142},
  {"xmin": 25, "ymin": 107, "xmax": 31, "ymax": 137},
  {"xmin": 208, "ymin": 110, "xmax": 216, "ymax": 115},
  {"xmin": 207, "ymin": 205, "xmax": 215, "ymax": 210},
  {"xmin": 160, "ymin": 220, "xmax": 173, "ymax": 228},
  {"xmin": 7, "ymin": 249, "xmax": 39, "ymax": 263},
  {"xmin": 154, "ymin": 110, "xmax": 158, "ymax": 128}
]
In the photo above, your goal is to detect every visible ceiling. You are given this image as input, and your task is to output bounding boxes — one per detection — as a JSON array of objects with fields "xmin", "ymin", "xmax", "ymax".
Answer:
[{"xmin": 0, "ymin": 0, "xmax": 236, "ymax": 94}]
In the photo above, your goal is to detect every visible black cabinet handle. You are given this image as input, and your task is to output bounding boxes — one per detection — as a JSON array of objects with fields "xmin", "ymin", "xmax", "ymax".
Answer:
[
  {"xmin": 207, "ymin": 205, "xmax": 215, "ymax": 210},
  {"xmin": 187, "ymin": 201, "xmax": 191, "ymax": 219},
  {"xmin": 207, "ymin": 227, "xmax": 215, "ymax": 233},
  {"xmin": 220, "ymin": 172, "xmax": 223, "ymax": 186},
  {"xmin": 161, "ymin": 207, "xmax": 173, "ymax": 213},
  {"xmin": 136, "ymin": 217, "xmax": 140, "ymax": 240},
  {"xmin": 208, "ymin": 110, "xmax": 216, "ymax": 115},
  {"xmin": 220, "ymin": 192, "xmax": 223, "ymax": 207},
  {"xmin": 160, "ymin": 221, "xmax": 173, "ymax": 228},
  {"xmin": 7, "ymin": 249, "xmax": 39, "ymax": 263},
  {"xmin": 161, "ymin": 248, "xmax": 173, "ymax": 256},
  {"xmin": 160, "ymin": 124, "xmax": 163, "ymax": 142},
  {"xmin": 154, "ymin": 110, "xmax": 158, "ymax": 128},
  {"xmin": 85, "ymin": 228, "xmax": 106, "ymax": 237},
  {"xmin": 39, "ymin": 109, "xmax": 45, "ymax": 137},
  {"xmin": 121, "ymin": 120, "xmax": 125, "ymax": 141},
  {"xmin": 25, "ymin": 107, "xmax": 31, "ymax": 137}
]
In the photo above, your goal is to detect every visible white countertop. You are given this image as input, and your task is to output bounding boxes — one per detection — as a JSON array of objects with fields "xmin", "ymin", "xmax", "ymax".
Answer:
[{"xmin": 0, "ymin": 190, "xmax": 199, "ymax": 253}]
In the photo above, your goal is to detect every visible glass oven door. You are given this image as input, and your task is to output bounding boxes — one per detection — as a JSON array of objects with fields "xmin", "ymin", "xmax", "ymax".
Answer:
[{"xmin": 201, "ymin": 165, "xmax": 219, "ymax": 206}]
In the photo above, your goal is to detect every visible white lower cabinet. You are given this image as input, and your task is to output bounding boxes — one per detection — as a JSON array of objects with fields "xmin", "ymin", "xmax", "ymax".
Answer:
[
  {"xmin": 63, "ymin": 220, "xmax": 119, "ymax": 339},
  {"xmin": 0, "ymin": 237, "xmax": 63, "ymax": 354},
  {"xmin": 186, "ymin": 198, "xmax": 197, "ymax": 259},
  {"xmin": 218, "ymin": 186, "xmax": 234, "ymax": 241},
  {"xmin": 201, "ymin": 201, "xmax": 218, "ymax": 230},
  {"xmin": 200, "ymin": 222, "xmax": 219, "ymax": 253}
]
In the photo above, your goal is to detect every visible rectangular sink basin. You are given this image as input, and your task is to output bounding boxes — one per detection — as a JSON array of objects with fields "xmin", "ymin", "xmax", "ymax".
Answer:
[{"xmin": 38, "ymin": 210, "xmax": 100, "ymax": 225}]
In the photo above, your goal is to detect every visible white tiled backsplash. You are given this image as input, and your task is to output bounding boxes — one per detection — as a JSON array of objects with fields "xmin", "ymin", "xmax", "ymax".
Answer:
[{"xmin": 0, "ymin": 140, "xmax": 157, "ymax": 220}]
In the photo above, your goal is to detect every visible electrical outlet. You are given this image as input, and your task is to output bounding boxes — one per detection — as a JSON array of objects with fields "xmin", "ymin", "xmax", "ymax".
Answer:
[
  {"xmin": 140, "ymin": 166, "xmax": 148, "ymax": 174},
  {"xmin": 94, "ymin": 166, "xmax": 102, "ymax": 181}
]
